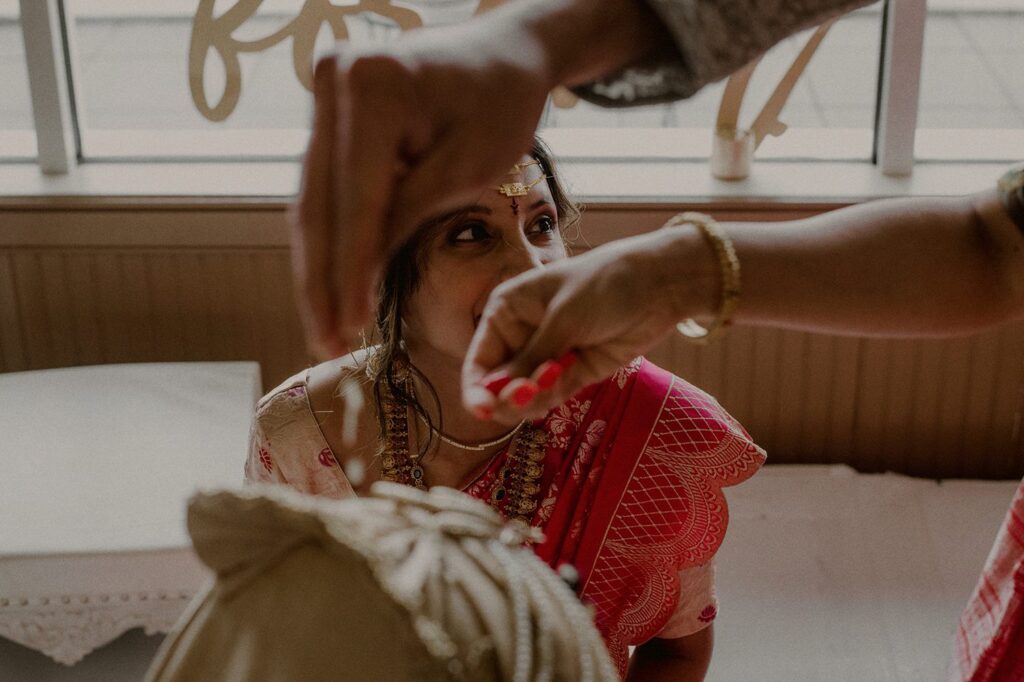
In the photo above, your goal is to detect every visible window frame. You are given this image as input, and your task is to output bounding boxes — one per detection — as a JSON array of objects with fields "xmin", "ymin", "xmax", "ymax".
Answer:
[{"xmin": 5, "ymin": 0, "xmax": 1020, "ymax": 200}]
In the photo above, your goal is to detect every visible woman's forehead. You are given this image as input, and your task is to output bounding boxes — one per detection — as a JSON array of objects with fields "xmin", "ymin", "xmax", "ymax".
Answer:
[
  {"xmin": 478, "ymin": 156, "xmax": 553, "ymax": 211},
  {"xmin": 416, "ymin": 156, "xmax": 555, "ymax": 229},
  {"xmin": 508, "ymin": 155, "xmax": 546, "ymax": 184}
]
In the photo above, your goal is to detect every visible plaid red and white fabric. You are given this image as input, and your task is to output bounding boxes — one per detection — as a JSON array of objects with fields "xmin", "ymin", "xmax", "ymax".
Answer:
[{"xmin": 954, "ymin": 479, "xmax": 1024, "ymax": 682}]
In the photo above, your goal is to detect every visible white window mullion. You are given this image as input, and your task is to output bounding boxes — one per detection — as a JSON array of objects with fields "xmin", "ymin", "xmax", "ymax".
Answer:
[
  {"xmin": 19, "ymin": 0, "xmax": 75, "ymax": 174},
  {"xmin": 875, "ymin": 0, "xmax": 926, "ymax": 176}
]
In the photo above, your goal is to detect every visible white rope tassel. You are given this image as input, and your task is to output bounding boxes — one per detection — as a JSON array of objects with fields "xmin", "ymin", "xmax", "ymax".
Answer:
[
  {"xmin": 339, "ymin": 376, "xmax": 366, "ymax": 486},
  {"xmin": 492, "ymin": 543, "xmax": 534, "ymax": 682},
  {"xmin": 519, "ymin": 553, "xmax": 556, "ymax": 682}
]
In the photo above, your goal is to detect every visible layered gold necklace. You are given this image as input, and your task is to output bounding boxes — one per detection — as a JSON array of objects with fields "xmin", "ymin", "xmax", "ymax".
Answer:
[{"xmin": 379, "ymin": 383, "xmax": 547, "ymax": 524}]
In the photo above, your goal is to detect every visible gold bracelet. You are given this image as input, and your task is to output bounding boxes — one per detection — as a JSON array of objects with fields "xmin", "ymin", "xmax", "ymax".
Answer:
[{"xmin": 663, "ymin": 212, "xmax": 740, "ymax": 345}]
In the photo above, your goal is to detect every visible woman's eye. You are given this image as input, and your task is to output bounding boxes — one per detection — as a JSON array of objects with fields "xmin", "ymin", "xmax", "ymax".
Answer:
[
  {"xmin": 452, "ymin": 224, "xmax": 490, "ymax": 243},
  {"xmin": 529, "ymin": 216, "xmax": 557, "ymax": 236}
]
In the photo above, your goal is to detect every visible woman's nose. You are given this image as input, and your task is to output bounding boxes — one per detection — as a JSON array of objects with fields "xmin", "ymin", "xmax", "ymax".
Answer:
[{"xmin": 499, "ymin": 241, "xmax": 546, "ymax": 281}]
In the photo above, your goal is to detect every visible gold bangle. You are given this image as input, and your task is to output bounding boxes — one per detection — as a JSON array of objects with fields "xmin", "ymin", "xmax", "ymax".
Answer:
[{"xmin": 663, "ymin": 211, "xmax": 740, "ymax": 345}]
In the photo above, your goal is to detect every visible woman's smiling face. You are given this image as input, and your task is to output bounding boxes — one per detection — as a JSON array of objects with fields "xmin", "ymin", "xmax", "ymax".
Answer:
[{"xmin": 402, "ymin": 156, "xmax": 569, "ymax": 362}]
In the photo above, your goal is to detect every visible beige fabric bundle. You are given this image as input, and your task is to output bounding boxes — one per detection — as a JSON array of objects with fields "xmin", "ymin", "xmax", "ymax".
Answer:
[{"xmin": 145, "ymin": 482, "xmax": 617, "ymax": 682}]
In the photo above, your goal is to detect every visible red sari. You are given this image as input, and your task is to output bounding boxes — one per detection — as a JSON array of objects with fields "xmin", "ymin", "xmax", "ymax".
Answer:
[
  {"xmin": 464, "ymin": 358, "xmax": 766, "ymax": 674},
  {"xmin": 954, "ymin": 479, "xmax": 1024, "ymax": 682},
  {"xmin": 249, "ymin": 358, "xmax": 765, "ymax": 677}
]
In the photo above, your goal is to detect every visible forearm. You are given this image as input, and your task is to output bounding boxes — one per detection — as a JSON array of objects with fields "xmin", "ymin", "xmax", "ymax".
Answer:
[
  {"xmin": 646, "ymin": 0, "xmax": 876, "ymax": 91},
  {"xmin": 483, "ymin": 0, "xmax": 878, "ymax": 109},
  {"xmin": 626, "ymin": 638, "xmax": 711, "ymax": 681},
  {"xmin": 486, "ymin": 0, "xmax": 675, "ymax": 89},
  {"xmin": 544, "ymin": 0, "xmax": 877, "ymax": 106},
  {"xmin": 720, "ymin": 192, "xmax": 1024, "ymax": 337}
]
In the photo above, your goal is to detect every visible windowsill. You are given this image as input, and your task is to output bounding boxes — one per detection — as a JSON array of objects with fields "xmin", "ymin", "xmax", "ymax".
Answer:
[
  {"xmin": 0, "ymin": 158, "xmax": 1011, "ymax": 209},
  {"xmin": 1, "ymin": 127, "xmax": 1019, "ymax": 208},
  {"xmin": 2, "ymin": 0, "xmax": 1021, "ymax": 20}
]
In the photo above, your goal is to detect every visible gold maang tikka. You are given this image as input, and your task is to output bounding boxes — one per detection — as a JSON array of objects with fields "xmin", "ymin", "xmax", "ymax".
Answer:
[{"xmin": 495, "ymin": 160, "xmax": 546, "ymax": 215}]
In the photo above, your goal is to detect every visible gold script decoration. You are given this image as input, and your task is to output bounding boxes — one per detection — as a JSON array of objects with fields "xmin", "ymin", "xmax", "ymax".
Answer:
[
  {"xmin": 189, "ymin": 0, "xmax": 424, "ymax": 122},
  {"xmin": 716, "ymin": 18, "xmax": 837, "ymax": 150},
  {"xmin": 189, "ymin": 0, "xmax": 582, "ymax": 122}
]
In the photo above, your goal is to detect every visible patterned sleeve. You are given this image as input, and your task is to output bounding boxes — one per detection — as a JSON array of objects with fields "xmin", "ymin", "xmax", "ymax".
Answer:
[
  {"xmin": 656, "ymin": 561, "xmax": 717, "ymax": 639},
  {"xmin": 573, "ymin": 0, "xmax": 876, "ymax": 106},
  {"xmin": 242, "ymin": 376, "xmax": 357, "ymax": 499},
  {"xmin": 244, "ymin": 396, "xmax": 288, "ymax": 485}
]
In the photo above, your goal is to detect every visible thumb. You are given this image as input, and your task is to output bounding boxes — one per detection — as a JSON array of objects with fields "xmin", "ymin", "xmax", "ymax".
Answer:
[
  {"xmin": 461, "ymin": 310, "xmax": 514, "ymax": 418},
  {"xmin": 500, "ymin": 287, "xmax": 578, "ymax": 382},
  {"xmin": 461, "ymin": 276, "xmax": 553, "ymax": 416},
  {"xmin": 389, "ymin": 130, "xmax": 511, "ymax": 242}
]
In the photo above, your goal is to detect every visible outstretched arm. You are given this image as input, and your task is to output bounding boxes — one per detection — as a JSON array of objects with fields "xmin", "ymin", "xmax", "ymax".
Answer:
[
  {"xmin": 292, "ymin": 0, "xmax": 874, "ymax": 358},
  {"xmin": 730, "ymin": 190, "xmax": 1024, "ymax": 337},
  {"xmin": 626, "ymin": 627, "xmax": 714, "ymax": 682},
  {"xmin": 462, "ymin": 190, "xmax": 1024, "ymax": 422},
  {"xmin": 292, "ymin": 0, "xmax": 672, "ymax": 358}
]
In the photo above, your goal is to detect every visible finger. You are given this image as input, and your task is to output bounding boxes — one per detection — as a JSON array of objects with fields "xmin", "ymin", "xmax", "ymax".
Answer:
[
  {"xmin": 488, "ymin": 349, "xmax": 609, "ymax": 423},
  {"xmin": 497, "ymin": 377, "xmax": 540, "ymax": 409},
  {"xmin": 390, "ymin": 128, "xmax": 526, "ymax": 239},
  {"xmin": 292, "ymin": 56, "xmax": 344, "ymax": 358},
  {"xmin": 530, "ymin": 350, "xmax": 576, "ymax": 391},
  {"xmin": 489, "ymin": 385, "xmax": 556, "ymax": 424},
  {"xmin": 499, "ymin": 290, "xmax": 577, "ymax": 381},
  {"xmin": 490, "ymin": 355, "xmax": 580, "ymax": 422},
  {"xmin": 461, "ymin": 281, "xmax": 549, "ymax": 415},
  {"xmin": 332, "ymin": 53, "xmax": 412, "ymax": 339},
  {"xmin": 461, "ymin": 309, "xmax": 517, "ymax": 418}
]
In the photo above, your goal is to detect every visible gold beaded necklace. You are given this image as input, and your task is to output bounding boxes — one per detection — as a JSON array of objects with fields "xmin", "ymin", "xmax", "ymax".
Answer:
[
  {"xmin": 378, "ymin": 383, "xmax": 547, "ymax": 524},
  {"xmin": 414, "ymin": 410, "xmax": 526, "ymax": 452}
]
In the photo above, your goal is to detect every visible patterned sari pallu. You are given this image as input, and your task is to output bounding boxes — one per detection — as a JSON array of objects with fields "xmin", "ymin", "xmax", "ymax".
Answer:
[
  {"xmin": 247, "ymin": 358, "xmax": 765, "ymax": 677},
  {"xmin": 522, "ymin": 359, "xmax": 765, "ymax": 673}
]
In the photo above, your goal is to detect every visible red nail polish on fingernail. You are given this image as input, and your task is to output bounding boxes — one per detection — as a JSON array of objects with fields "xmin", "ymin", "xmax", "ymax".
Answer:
[
  {"xmin": 557, "ymin": 350, "xmax": 578, "ymax": 369},
  {"xmin": 536, "ymin": 361, "xmax": 563, "ymax": 390},
  {"xmin": 473, "ymin": 406, "xmax": 493, "ymax": 421},
  {"xmin": 482, "ymin": 371, "xmax": 512, "ymax": 396},
  {"xmin": 511, "ymin": 382, "xmax": 540, "ymax": 408}
]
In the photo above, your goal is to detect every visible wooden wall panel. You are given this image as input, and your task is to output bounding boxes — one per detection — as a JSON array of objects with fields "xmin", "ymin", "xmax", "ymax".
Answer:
[
  {"xmin": 798, "ymin": 333, "xmax": 837, "ymax": 461},
  {"xmin": 826, "ymin": 336, "xmax": 864, "ymax": 464},
  {"xmin": 0, "ymin": 247, "xmax": 309, "ymax": 378},
  {"xmin": 644, "ymin": 325, "xmax": 1024, "ymax": 479},
  {"xmin": 147, "ymin": 252, "xmax": 187, "ymax": 363},
  {"xmin": 1, "ymin": 203, "xmax": 1022, "ymax": 479},
  {"xmin": 987, "ymin": 326, "xmax": 1024, "ymax": 477},
  {"xmin": 0, "ymin": 252, "xmax": 28, "ymax": 372}
]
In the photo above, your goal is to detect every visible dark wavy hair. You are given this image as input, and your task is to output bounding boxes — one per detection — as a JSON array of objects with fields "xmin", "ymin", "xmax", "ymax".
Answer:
[{"xmin": 364, "ymin": 136, "xmax": 581, "ymax": 457}]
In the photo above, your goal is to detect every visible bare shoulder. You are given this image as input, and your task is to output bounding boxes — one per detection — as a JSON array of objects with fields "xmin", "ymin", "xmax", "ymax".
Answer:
[
  {"xmin": 305, "ymin": 347, "xmax": 374, "ymax": 406},
  {"xmin": 304, "ymin": 347, "xmax": 381, "ymax": 460}
]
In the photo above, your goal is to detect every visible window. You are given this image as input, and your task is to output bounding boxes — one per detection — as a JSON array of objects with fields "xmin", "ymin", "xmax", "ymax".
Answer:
[
  {"xmin": 915, "ymin": 5, "xmax": 1024, "ymax": 161},
  {"xmin": 545, "ymin": 7, "xmax": 882, "ymax": 162},
  {"xmin": 0, "ymin": 2, "xmax": 36, "ymax": 160},
  {"xmin": 72, "ymin": 0, "xmax": 314, "ymax": 159},
  {"xmin": 68, "ymin": 0, "xmax": 475, "ymax": 159},
  {"xmin": 6, "ymin": 0, "xmax": 1021, "ymax": 180}
]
